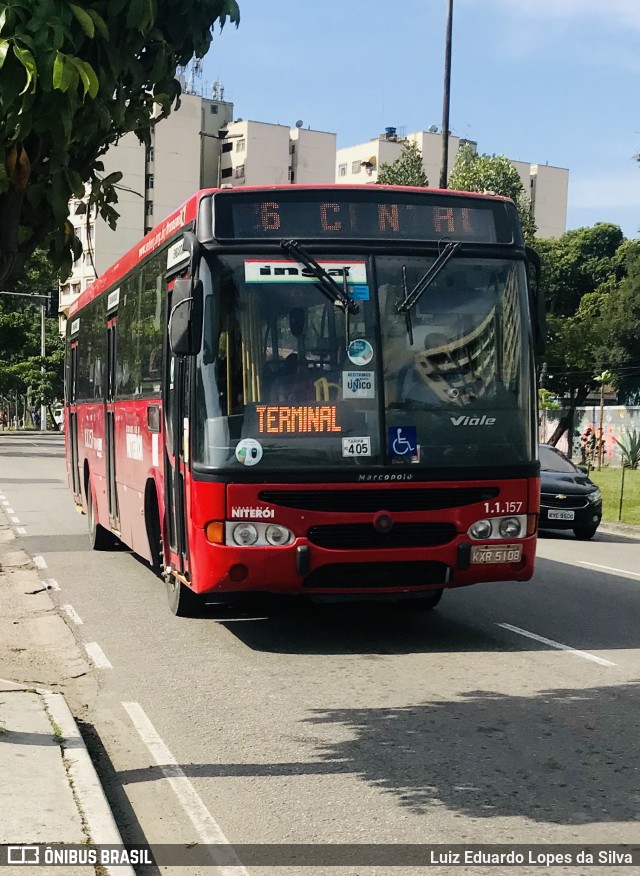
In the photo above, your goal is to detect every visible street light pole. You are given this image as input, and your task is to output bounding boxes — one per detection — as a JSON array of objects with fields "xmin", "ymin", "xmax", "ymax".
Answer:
[
  {"xmin": 40, "ymin": 304, "xmax": 47, "ymax": 432},
  {"xmin": 439, "ymin": 0, "xmax": 454, "ymax": 189}
]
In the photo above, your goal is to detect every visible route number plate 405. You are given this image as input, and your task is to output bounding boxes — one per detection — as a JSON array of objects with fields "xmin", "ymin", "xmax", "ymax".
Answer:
[{"xmin": 470, "ymin": 544, "xmax": 522, "ymax": 564}]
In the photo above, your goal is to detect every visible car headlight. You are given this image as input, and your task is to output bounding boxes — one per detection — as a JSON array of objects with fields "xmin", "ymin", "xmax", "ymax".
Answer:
[
  {"xmin": 232, "ymin": 522, "xmax": 259, "ymax": 546},
  {"xmin": 469, "ymin": 519, "xmax": 492, "ymax": 540},
  {"xmin": 498, "ymin": 517, "xmax": 522, "ymax": 538},
  {"xmin": 586, "ymin": 488, "xmax": 602, "ymax": 505},
  {"xmin": 265, "ymin": 524, "xmax": 292, "ymax": 546}
]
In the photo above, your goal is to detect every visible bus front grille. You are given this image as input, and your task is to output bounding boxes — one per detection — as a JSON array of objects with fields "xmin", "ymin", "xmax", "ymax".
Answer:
[
  {"xmin": 259, "ymin": 487, "xmax": 498, "ymax": 513},
  {"xmin": 302, "ymin": 561, "xmax": 450, "ymax": 589},
  {"xmin": 307, "ymin": 522, "xmax": 456, "ymax": 550}
]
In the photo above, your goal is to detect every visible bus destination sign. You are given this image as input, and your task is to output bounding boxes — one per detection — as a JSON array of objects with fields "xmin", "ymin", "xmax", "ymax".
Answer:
[{"xmin": 212, "ymin": 189, "xmax": 516, "ymax": 244}]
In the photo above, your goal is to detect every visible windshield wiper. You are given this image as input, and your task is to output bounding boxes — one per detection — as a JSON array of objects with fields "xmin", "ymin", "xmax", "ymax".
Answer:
[
  {"xmin": 396, "ymin": 241, "xmax": 461, "ymax": 315},
  {"xmin": 280, "ymin": 239, "xmax": 359, "ymax": 315}
]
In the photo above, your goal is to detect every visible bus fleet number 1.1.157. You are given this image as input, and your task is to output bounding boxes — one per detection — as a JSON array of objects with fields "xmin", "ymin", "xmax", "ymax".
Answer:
[{"xmin": 483, "ymin": 501, "xmax": 523, "ymax": 514}]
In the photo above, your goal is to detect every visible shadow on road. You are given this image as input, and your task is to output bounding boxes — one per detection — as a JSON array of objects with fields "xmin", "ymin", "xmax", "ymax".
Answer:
[{"xmin": 115, "ymin": 681, "xmax": 640, "ymax": 826}]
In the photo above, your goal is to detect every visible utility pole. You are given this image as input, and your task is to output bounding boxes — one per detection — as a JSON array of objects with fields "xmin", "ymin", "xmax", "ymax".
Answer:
[{"xmin": 439, "ymin": 0, "xmax": 454, "ymax": 189}]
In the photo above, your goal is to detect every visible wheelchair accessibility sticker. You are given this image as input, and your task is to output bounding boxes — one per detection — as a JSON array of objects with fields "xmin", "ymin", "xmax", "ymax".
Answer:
[{"xmin": 388, "ymin": 426, "xmax": 419, "ymax": 461}]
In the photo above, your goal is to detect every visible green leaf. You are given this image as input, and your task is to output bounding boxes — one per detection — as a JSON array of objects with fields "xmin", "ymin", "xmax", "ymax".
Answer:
[
  {"xmin": 0, "ymin": 39, "xmax": 9, "ymax": 70},
  {"xmin": 126, "ymin": 0, "xmax": 144, "ymax": 29},
  {"xmin": 69, "ymin": 4, "xmax": 95, "ymax": 38},
  {"xmin": 85, "ymin": 8, "xmax": 109, "ymax": 41},
  {"xmin": 0, "ymin": 8, "xmax": 7, "ymax": 32},
  {"xmin": 102, "ymin": 170, "xmax": 123, "ymax": 187},
  {"xmin": 71, "ymin": 57, "xmax": 99, "ymax": 98},
  {"xmin": 52, "ymin": 51, "xmax": 77, "ymax": 92},
  {"xmin": 13, "ymin": 44, "xmax": 37, "ymax": 94}
]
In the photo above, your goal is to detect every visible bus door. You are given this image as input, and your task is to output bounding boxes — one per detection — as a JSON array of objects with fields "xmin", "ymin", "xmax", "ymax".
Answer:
[
  {"xmin": 67, "ymin": 340, "xmax": 81, "ymax": 498},
  {"xmin": 164, "ymin": 347, "xmax": 190, "ymax": 575},
  {"xmin": 105, "ymin": 317, "xmax": 120, "ymax": 531}
]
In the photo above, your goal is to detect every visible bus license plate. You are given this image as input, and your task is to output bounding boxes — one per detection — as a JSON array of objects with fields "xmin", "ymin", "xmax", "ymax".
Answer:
[
  {"xmin": 471, "ymin": 544, "xmax": 522, "ymax": 564},
  {"xmin": 548, "ymin": 509, "xmax": 574, "ymax": 520}
]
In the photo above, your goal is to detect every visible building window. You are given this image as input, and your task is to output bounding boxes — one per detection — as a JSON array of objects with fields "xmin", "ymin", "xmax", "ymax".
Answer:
[
  {"xmin": 351, "ymin": 161, "xmax": 361, "ymax": 174},
  {"xmin": 145, "ymin": 146, "xmax": 154, "ymax": 162},
  {"xmin": 220, "ymin": 167, "xmax": 233, "ymax": 179},
  {"xmin": 210, "ymin": 104, "xmax": 218, "ymax": 114},
  {"xmin": 145, "ymin": 174, "xmax": 154, "ymax": 189},
  {"xmin": 338, "ymin": 163, "xmax": 347, "ymax": 177},
  {"xmin": 145, "ymin": 200, "xmax": 153, "ymax": 217},
  {"xmin": 144, "ymin": 226, "xmax": 152, "ymax": 235},
  {"xmin": 222, "ymin": 142, "xmax": 233, "ymax": 153},
  {"xmin": 235, "ymin": 164, "xmax": 245, "ymax": 178},
  {"xmin": 289, "ymin": 143, "xmax": 296, "ymax": 155},
  {"xmin": 236, "ymin": 139, "xmax": 246, "ymax": 153}
]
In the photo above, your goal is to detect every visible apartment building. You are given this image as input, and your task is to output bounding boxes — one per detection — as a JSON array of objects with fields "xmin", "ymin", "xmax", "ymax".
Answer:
[
  {"xmin": 218, "ymin": 120, "xmax": 336, "ymax": 187},
  {"xmin": 336, "ymin": 128, "xmax": 569, "ymax": 239}
]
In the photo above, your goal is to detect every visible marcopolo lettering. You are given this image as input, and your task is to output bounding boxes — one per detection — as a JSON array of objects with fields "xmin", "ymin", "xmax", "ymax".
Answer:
[
  {"xmin": 230, "ymin": 507, "xmax": 275, "ymax": 519},
  {"xmin": 449, "ymin": 415, "xmax": 496, "ymax": 426}
]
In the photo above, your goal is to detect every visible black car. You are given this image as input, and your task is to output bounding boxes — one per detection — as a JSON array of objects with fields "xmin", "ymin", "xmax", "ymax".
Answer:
[{"xmin": 538, "ymin": 444, "xmax": 603, "ymax": 540}]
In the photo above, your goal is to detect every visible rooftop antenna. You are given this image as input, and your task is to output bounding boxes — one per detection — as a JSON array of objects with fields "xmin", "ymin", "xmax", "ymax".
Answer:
[{"xmin": 186, "ymin": 58, "xmax": 203, "ymax": 95}]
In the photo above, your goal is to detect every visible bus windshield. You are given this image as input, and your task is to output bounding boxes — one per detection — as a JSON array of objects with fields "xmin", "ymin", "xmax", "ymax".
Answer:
[{"xmin": 193, "ymin": 252, "xmax": 535, "ymax": 471}]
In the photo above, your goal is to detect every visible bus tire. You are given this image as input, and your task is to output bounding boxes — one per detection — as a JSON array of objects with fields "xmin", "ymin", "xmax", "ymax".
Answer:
[
  {"xmin": 398, "ymin": 589, "xmax": 444, "ymax": 612},
  {"xmin": 166, "ymin": 574, "xmax": 205, "ymax": 617},
  {"xmin": 146, "ymin": 490, "xmax": 164, "ymax": 578},
  {"xmin": 87, "ymin": 484, "xmax": 117, "ymax": 551}
]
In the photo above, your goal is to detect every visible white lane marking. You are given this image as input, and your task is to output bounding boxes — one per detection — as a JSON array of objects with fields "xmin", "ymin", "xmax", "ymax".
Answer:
[
  {"xmin": 10, "ymin": 515, "xmax": 20, "ymax": 523},
  {"xmin": 33, "ymin": 555, "xmax": 47, "ymax": 569},
  {"xmin": 62, "ymin": 604, "xmax": 84, "ymax": 625},
  {"xmin": 84, "ymin": 642, "xmax": 113, "ymax": 669},
  {"xmin": 578, "ymin": 561, "xmax": 640, "ymax": 580},
  {"xmin": 6, "ymin": 508, "xmax": 15, "ymax": 515},
  {"xmin": 498, "ymin": 623, "xmax": 616, "ymax": 667},
  {"xmin": 122, "ymin": 701, "xmax": 250, "ymax": 876},
  {"xmin": 2, "ymin": 499, "xmax": 10, "ymax": 506},
  {"xmin": 43, "ymin": 578, "xmax": 60, "ymax": 591},
  {"xmin": 16, "ymin": 527, "xmax": 26, "ymax": 535}
]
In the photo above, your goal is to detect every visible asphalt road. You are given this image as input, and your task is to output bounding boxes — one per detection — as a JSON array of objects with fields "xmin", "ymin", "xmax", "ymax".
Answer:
[{"xmin": 1, "ymin": 432, "xmax": 639, "ymax": 875}]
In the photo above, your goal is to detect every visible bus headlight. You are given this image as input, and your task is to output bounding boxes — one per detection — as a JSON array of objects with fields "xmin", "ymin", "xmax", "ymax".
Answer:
[
  {"xmin": 469, "ymin": 519, "xmax": 492, "ymax": 540},
  {"xmin": 498, "ymin": 517, "xmax": 522, "ymax": 538},
  {"xmin": 232, "ymin": 523, "xmax": 259, "ymax": 546},
  {"xmin": 265, "ymin": 524, "xmax": 292, "ymax": 546}
]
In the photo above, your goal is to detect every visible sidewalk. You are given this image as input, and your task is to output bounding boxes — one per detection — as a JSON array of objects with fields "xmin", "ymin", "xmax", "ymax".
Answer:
[{"xmin": 0, "ymin": 679, "xmax": 134, "ymax": 876}]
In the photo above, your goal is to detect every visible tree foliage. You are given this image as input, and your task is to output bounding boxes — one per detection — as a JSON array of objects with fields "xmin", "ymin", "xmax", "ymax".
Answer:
[
  {"xmin": 448, "ymin": 143, "xmax": 537, "ymax": 242},
  {"xmin": 0, "ymin": 249, "xmax": 63, "ymax": 420},
  {"xmin": 537, "ymin": 224, "xmax": 640, "ymax": 445},
  {"xmin": 377, "ymin": 141, "xmax": 429, "ymax": 187},
  {"xmin": 0, "ymin": 0, "xmax": 240, "ymax": 286}
]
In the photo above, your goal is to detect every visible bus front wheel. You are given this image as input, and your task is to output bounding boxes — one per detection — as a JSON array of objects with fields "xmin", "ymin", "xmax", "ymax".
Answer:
[{"xmin": 166, "ymin": 574, "xmax": 205, "ymax": 617}]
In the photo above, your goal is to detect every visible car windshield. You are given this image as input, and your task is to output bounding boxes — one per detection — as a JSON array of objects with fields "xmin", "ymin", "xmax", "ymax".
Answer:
[{"xmin": 539, "ymin": 444, "xmax": 577, "ymax": 474}]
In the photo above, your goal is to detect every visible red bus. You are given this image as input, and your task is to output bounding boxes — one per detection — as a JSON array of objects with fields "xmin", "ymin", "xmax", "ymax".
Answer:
[{"xmin": 65, "ymin": 185, "xmax": 545, "ymax": 616}]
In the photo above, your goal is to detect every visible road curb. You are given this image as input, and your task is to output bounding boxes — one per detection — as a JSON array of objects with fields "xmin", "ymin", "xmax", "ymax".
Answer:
[
  {"xmin": 42, "ymin": 691, "xmax": 136, "ymax": 876},
  {"xmin": 598, "ymin": 521, "xmax": 640, "ymax": 540}
]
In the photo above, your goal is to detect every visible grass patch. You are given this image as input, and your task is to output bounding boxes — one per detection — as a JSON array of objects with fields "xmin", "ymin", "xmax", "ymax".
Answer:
[{"xmin": 587, "ymin": 467, "xmax": 640, "ymax": 526}]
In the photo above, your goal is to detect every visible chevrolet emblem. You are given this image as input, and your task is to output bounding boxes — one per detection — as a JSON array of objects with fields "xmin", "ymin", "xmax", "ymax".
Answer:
[{"xmin": 555, "ymin": 494, "xmax": 567, "ymax": 500}]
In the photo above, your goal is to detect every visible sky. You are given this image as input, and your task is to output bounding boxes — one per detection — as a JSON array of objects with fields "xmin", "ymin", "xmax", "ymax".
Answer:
[{"xmin": 199, "ymin": 0, "xmax": 640, "ymax": 240}]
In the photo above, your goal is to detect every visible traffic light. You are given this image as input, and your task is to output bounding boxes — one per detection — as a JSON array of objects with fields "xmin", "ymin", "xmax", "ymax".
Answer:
[{"xmin": 46, "ymin": 287, "xmax": 59, "ymax": 318}]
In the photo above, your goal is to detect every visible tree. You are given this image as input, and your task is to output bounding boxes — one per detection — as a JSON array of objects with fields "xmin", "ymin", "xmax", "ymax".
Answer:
[
  {"xmin": 377, "ymin": 141, "xmax": 429, "ymax": 187},
  {"xmin": 0, "ymin": 249, "xmax": 64, "ymax": 426},
  {"xmin": 448, "ymin": 143, "xmax": 537, "ymax": 242},
  {"xmin": 0, "ymin": 0, "xmax": 240, "ymax": 287},
  {"xmin": 537, "ymin": 224, "xmax": 632, "ymax": 446}
]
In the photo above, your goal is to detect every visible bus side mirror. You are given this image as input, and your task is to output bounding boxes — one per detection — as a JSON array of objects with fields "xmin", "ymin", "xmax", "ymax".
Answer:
[
  {"xmin": 526, "ymin": 245, "xmax": 546, "ymax": 356},
  {"xmin": 169, "ymin": 278, "xmax": 203, "ymax": 356}
]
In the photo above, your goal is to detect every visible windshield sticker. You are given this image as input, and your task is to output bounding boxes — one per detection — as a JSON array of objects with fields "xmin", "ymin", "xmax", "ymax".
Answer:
[
  {"xmin": 256, "ymin": 405, "xmax": 342, "ymax": 434},
  {"xmin": 244, "ymin": 260, "xmax": 367, "ymax": 284},
  {"xmin": 342, "ymin": 437, "xmax": 371, "ymax": 457},
  {"xmin": 347, "ymin": 339, "xmax": 373, "ymax": 366},
  {"xmin": 348, "ymin": 284, "xmax": 370, "ymax": 301},
  {"xmin": 235, "ymin": 438, "xmax": 263, "ymax": 466},
  {"xmin": 388, "ymin": 426, "xmax": 419, "ymax": 461},
  {"xmin": 342, "ymin": 371, "xmax": 375, "ymax": 399}
]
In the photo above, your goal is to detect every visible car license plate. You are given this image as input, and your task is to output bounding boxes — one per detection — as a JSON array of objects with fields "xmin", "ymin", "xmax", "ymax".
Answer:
[
  {"xmin": 548, "ymin": 509, "xmax": 575, "ymax": 520},
  {"xmin": 470, "ymin": 544, "xmax": 522, "ymax": 564}
]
